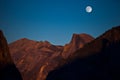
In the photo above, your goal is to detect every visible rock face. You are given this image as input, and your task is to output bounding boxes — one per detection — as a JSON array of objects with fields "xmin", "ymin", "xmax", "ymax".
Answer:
[
  {"xmin": 9, "ymin": 33, "xmax": 94, "ymax": 80},
  {"xmin": 46, "ymin": 26, "xmax": 120, "ymax": 80},
  {"xmin": 62, "ymin": 33, "xmax": 94, "ymax": 59},
  {"xmin": 9, "ymin": 39, "xmax": 63, "ymax": 80},
  {"xmin": 0, "ymin": 30, "xmax": 22, "ymax": 80}
]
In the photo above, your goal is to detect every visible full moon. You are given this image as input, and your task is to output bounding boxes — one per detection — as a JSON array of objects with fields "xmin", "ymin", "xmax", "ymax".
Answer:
[{"xmin": 86, "ymin": 6, "xmax": 92, "ymax": 13}]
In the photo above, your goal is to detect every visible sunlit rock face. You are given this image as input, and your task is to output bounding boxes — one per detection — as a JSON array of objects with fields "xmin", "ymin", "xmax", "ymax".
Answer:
[
  {"xmin": 9, "ymin": 38, "xmax": 64, "ymax": 80},
  {"xmin": 62, "ymin": 33, "xmax": 94, "ymax": 59},
  {"xmin": 9, "ymin": 33, "xmax": 94, "ymax": 80},
  {"xmin": 0, "ymin": 30, "xmax": 22, "ymax": 80}
]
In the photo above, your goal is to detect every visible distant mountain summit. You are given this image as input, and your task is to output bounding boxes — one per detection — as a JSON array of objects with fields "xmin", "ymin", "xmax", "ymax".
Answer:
[
  {"xmin": 0, "ymin": 30, "xmax": 22, "ymax": 80},
  {"xmin": 9, "ymin": 33, "xmax": 94, "ymax": 80},
  {"xmin": 46, "ymin": 26, "xmax": 120, "ymax": 80},
  {"xmin": 62, "ymin": 33, "xmax": 94, "ymax": 58}
]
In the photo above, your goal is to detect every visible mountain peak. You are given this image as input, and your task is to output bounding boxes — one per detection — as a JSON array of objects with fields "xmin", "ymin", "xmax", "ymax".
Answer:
[
  {"xmin": 71, "ymin": 33, "xmax": 94, "ymax": 45},
  {"xmin": 20, "ymin": 38, "xmax": 30, "ymax": 41},
  {"xmin": 62, "ymin": 33, "xmax": 94, "ymax": 59}
]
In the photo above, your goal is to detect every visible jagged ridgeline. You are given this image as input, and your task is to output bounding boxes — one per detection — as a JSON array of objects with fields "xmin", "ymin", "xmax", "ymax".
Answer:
[{"xmin": 9, "ymin": 33, "xmax": 94, "ymax": 80}]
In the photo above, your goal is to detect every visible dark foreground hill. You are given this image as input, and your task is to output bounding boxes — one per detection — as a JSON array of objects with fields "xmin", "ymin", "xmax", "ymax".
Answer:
[
  {"xmin": 0, "ymin": 30, "xmax": 22, "ymax": 80},
  {"xmin": 46, "ymin": 26, "xmax": 120, "ymax": 80}
]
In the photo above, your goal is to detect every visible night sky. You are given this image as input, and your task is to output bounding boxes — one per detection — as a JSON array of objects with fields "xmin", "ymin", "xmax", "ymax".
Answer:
[{"xmin": 0, "ymin": 0, "xmax": 120, "ymax": 45}]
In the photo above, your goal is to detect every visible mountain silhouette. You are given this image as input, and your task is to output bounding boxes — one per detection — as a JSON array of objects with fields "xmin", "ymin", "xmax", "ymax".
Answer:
[
  {"xmin": 46, "ymin": 26, "xmax": 120, "ymax": 80},
  {"xmin": 9, "ymin": 33, "xmax": 94, "ymax": 80},
  {"xmin": 0, "ymin": 30, "xmax": 22, "ymax": 80}
]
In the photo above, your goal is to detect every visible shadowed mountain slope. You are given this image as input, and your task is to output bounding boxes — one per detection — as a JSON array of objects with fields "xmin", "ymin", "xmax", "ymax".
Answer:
[{"xmin": 46, "ymin": 26, "xmax": 120, "ymax": 80}]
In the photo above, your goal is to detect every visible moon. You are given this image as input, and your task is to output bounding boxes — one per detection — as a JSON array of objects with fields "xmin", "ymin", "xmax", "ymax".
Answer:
[{"xmin": 86, "ymin": 6, "xmax": 92, "ymax": 13}]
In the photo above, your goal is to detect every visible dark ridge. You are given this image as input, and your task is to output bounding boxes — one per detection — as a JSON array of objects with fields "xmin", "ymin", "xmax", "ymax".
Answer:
[
  {"xmin": 71, "ymin": 26, "xmax": 120, "ymax": 59},
  {"xmin": 0, "ymin": 30, "xmax": 22, "ymax": 80}
]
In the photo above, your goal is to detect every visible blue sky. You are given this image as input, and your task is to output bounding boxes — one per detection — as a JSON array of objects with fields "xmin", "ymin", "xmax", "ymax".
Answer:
[{"xmin": 0, "ymin": 0, "xmax": 120, "ymax": 45}]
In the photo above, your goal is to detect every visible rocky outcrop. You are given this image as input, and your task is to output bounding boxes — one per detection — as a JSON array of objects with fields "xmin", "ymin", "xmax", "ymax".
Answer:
[
  {"xmin": 46, "ymin": 26, "xmax": 120, "ymax": 80},
  {"xmin": 0, "ymin": 30, "xmax": 22, "ymax": 80},
  {"xmin": 62, "ymin": 33, "xmax": 94, "ymax": 59}
]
